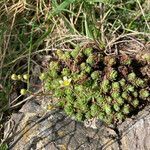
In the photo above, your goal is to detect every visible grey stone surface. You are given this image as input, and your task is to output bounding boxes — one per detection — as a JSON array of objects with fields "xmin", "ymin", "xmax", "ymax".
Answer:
[
  {"xmin": 118, "ymin": 106, "xmax": 150, "ymax": 150},
  {"xmin": 5, "ymin": 98, "xmax": 150, "ymax": 150},
  {"xmin": 5, "ymin": 99, "xmax": 119, "ymax": 150}
]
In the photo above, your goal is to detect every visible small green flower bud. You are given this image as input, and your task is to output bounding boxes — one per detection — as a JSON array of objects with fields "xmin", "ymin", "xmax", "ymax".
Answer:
[
  {"xmin": 23, "ymin": 74, "xmax": 30, "ymax": 80},
  {"xmin": 80, "ymin": 103, "xmax": 89, "ymax": 112},
  {"xmin": 92, "ymin": 81, "xmax": 99, "ymax": 89},
  {"xmin": 111, "ymin": 92, "xmax": 120, "ymax": 99},
  {"xmin": 57, "ymin": 100, "xmax": 65, "ymax": 107},
  {"xmin": 17, "ymin": 75, "xmax": 22, "ymax": 80},
  {"xmin": 65, "ymin": 88, "xmax": 72, "ymax": 95},
  {"xmin": 85, "ymin": 111, "xmax": 92, "ymax": 119},
  {"xmin": 54, "ymin": 89, "xmax": 64, "ymax": 98},
  {"xmin": 44, "ymin": 81, "xmax": 51, "ymax": 91},
  {"xmin": 119, "ymin": 78, "xmax": 126, "ymax": 87},
  {"xmin": 74, "ymin": 101, "xmax": 79, "ymax": 108},
  {"xmin": 120, "ymin": 54, "xmax": 131, "ymax": 65},
  {"xmin": 108, "ymin": 70, "xmax": 118, "ymax": 81},
  {"xmin": 76, "ymin": 112, "xmax": 83, "ymax": 121},
  {"xmin": 75, "ymin": 85, "xmax": 83, "ymax": 92},
  {"xmin": 139, "ymin": 89, "xmax": 149, "ymax": 99},
  {"xmin": 91, "ymin": 104, "xmax": 99, "ymax": 116},
  {"xmin": 11, "ymin": 74, "xmax": 18, "ymax": 80},
  {"xmin": 86, "ymin": 54, "xmax": 94, "ymax": 65},
  {"xmin": 101, "ymin": 79, "xmax": 109, "ymax": 86},
  {"xmin": 56, "ymin": 49, "xmax": 64, "ymax": 58},
  {"xmin": 132, "ymin": 99, "xmax": 139, "ymax": 108},
  {"xmin": 98, "ymin": 53, "xmax": 104, "ymax": 61},
  {"xmin": 117, "ymin": 112, "xmax": 124, "ymax": 120},
  {"xmin": 132, "ymin": 91, "xmax": 138, "ymax": 97},
  {"xmin": 91, "ymin": 71, "xmax": 100, "ymax": 80},
  {"xmin": 93, "ymin": 92, "xmax": 100, "ymax": 99},
  {"xmin": 39, "ymin": 73, "xmax": 47, "ymax": 81},
  {"xmin": 104, "ymin": 104, "xmax": 111, "ymax": 114},
  {"xmin": 127, "ymin": 72, "xmax": 136, "ymax": 81},
  {"xmin": 64, "ymin": 103, "xmax": 74, "ymax": 116},
  {"xmin": 73, "ymin": 101, "xmax": 81, "ymax": 109},
  {"xmin": 141, "ymin": 53, "xmax": 150, "ymax": 62},
  {"xmin": 49, "ymin": 61, "xmax": 59, "ymax": 71},
  {"xmin": 85, "ymin": 65, "xmax": 91, "ymax": 73},
  {"xmin": 122, "ymin": 105, "xmax": 130, "ymax": 114},
  {"xmin": 71, "ymin": 47, "xmax": 80, "ymax": 58},
  {"xmin": 112, "ymin": 82, "xmax": 120, "ymax": 91},
  {"xmin": 72, "ymin": 73, "xmax": 78, "ymax": 82},
  {"xmin": 78, "ymin": 72, "xmax": 87, "ymax": 79},
  {"xmin": 122, "ymin": 92, "xmax": 129, "ymax": 99},
  {"xmin": 66, "ymin": 95, "xmax": 75, "ymax": 103},
  {"xmin": 135, "ymin": 78, "xmax": 145, "ymax": 87},
  {"xmin": 20, "ymin": 89, "xmax": 27, "ymax": 95},
  {"xmin": 80, "ymin": 63, "xmax": 86, "ymax": 70},
  {"xmin": 61, "ymin": 68, "xmax": 70, "ymax": 76},
  {"xmin": 104, "ymin": 115, "xmax": 113, "ymax": 124},
  {"xmin": 64, "ymin": 51, "xmax": 71, "ymax": 59},
  {"xmin": 116, "ymin": 97, "xmax": 124, "ymax": 105},
  {"xmin": 101, "ymin": 79, "xmax": 110, "ymax": 93},
  {"xmin": 83, "ymin": 48, "xmax": 93, "ymax": 56},
  {"xmin": 50, "ymin": 70, "xmax": 58, "ymax": 78},
  {"xmin": 71, "ymin": 51, "xmax": 78, "ymax": 58},
  {"xmin": 97, "ymin": 96, "xmax": 105, "ymax": 104},
  {"xmin": 113, "ymin": 104, "xmax": 120, "ymax": 111},
  {"xmin": 106, "ymin": 96, "xmax": 112, "ymax": 103},
  {"xmin": 126, "ymin": 84, "xmax": 134, "ymax": 92},
  {"xmin": 98, "ymin": 112, "xmax": 105, "ymax": 120},
  {"xmin": 127, "ymin": 96, "xmax": 132, "ymax": 102},
  {"xmin": 104, "ymin": 55, "xmax": 116, "ymax": 66},
  {"xmin": 51, "ymin": 79, "xmax": 60, "ymax": 89}
]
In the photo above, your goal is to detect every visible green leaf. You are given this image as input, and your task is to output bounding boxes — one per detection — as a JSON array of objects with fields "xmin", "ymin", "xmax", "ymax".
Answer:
[
  {"xmin": 91, "ymin": 104, "xmax": 99, "ymax": 116},
  {"xmin": 51, "ymin": 0, "xmax": 76, "ymax": 16},
  {"xmin": 0, "ymin": 144, "xmax": 8, "ymax": 150},
  {"xmin": 84, "ymin": 13, "xmax": 93, "ymax": 39}
]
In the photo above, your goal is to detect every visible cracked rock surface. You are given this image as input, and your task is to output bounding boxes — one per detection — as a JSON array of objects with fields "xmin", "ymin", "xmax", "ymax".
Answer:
[
  {"xmin": 118, "ymin": 106, "xmax": 150, "ymax": 150},
  {"xmin": 5, "ymin": 98, "xmax": 150, "ymax": 150}
]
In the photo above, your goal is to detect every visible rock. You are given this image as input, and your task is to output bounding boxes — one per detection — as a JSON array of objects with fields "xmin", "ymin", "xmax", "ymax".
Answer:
[
  {"xmin": 5, "ymin": 99, "xmax": 119, "ymax": 150},
  {"xmin": 4, "ymin": 98, "xmax": 150, "ymax": 150},
  {"xmin": 118, "ymin": 105, "xmax": 150, "ymax": 150}
]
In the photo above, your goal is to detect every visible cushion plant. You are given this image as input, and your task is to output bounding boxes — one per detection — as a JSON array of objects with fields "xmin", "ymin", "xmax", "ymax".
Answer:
[{"xmin": 40, "ymin": 47, "xmax": 150, "ymax": 124}]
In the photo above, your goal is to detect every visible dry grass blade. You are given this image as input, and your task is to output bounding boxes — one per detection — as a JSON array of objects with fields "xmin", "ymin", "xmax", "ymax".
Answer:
[
  {"xmin": 136, "ymin": 0, "xmax": 150, "ymax": 30},
  {"xmin": 9, "ymin": 89, "xmax": 42, "ymax": 109}
]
